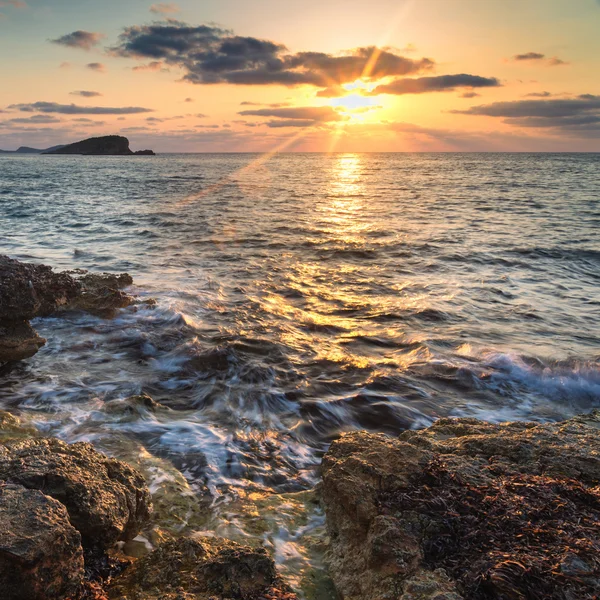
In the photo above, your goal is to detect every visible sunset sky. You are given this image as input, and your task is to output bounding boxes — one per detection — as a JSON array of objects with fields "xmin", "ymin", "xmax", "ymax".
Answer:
[{"xmin": 1, "ymin": 0, "xmax": 599, "ymax": 152}]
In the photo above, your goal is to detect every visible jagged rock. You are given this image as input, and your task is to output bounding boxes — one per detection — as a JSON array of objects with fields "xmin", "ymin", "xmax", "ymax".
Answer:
[
  {"xmin": 0, "ymin": 483, "xmax": 84, "ymax": 600},
  {"xmin": 68, "ymin": 271, "xmax": 135, "ymax": 316},
  {"xmin": 0, "ymin": 438, "xmax": 152, "ymax": 550},
  {"xmin": 0, "ymin": 255, "xmax": 80, "ymax": 320},
  {"xmin": 321, "ymin": 411, "xmax": 600, "ymax": 600},
  {"xmin": 0, "ymin": 255, "xmax": 138, "ymax": 361},
  {"xmin": 109, "ymin": 536, "xmax": 295, "ymax": 600},
  {"xmin": 0, "ymin": 320, "xmax": 46, "ymax": 362}
]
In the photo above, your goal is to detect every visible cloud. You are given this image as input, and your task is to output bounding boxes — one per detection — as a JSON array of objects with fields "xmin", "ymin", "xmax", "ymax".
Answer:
[
  {"xmin": 239, "ymin": 106, "xmax": 344, "ymax": 122},
  {"xmin": 70, "ymin": 90, "xmax": 103, "ymax": 97},
  {"xmin": 452, "ymin": 94, "xmax": 600, "ymax": 134},
  {"xmin": 265, "ymin": 119, "xmax": 321, "ymax": 128},
  {"xmin": 111, "ymin": 21, "xmax": 434, "ymax": 87},
  {"xmin": 511, "ymin": 52, "xmax": 569, "ymax": 67},
  {"xmin": 524, "ymin": 91, "xmax": 553, "ymax": 98},
  {"xmin": 0, "ymin": 0, "xmax": 27, "ymax": 7},
  {"xmin": 184, "ymin": 97, "xmax": 193, "ymax": 102},
  {"xmin": 461, "ymin": 92, "xmax": 481, "ymax": 98},
  {"xmin": 370, "ymin": 74, "xmax": 501, "ymax": 95},
  {"xmin": 8, "ymin": 115, "xmax": 61, "ymax": 124},
  {"xmin": 8, "ymin": 101, "xmax": 153, "ymax": 115},
  {"xmin": 149, "ymin": 3, "xmax": 179, "ymax": 14},
  {"xmin": 548, "ymin": 57, "xmax": 568, "ymax": 66},
  {"xmin": 86, "ymin": 62, "xmax": 106, "ymax": 72},
  {"xmin": 132, "ymin": 60, "xmax": 167, "ymax": 72},
  {"xmin": 514, "ymin": 52, "xmax": 545, "ymax": 61},
  {"xmin": 51, "ymin": 30, "xmax": 104, "ymax": 51}
]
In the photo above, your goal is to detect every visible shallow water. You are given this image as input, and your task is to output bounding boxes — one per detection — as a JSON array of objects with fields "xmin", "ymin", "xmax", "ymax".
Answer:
[{"xmin": 1, "ymin": 152, "xmax": 599, "ymax": 595}]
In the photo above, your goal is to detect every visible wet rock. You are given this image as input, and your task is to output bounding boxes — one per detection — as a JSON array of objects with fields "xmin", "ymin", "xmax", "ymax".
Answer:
[
  {"xmin": 102, "ymin": 393, "xmax": 163, "ymax": 418},
  {"xmin": 0, "ymin": 410, "xmax": 38, "ymax": 442},
  {"xmin": 0, "ymin": 255, "xmax": 81, "ymax": 321},
  {"xmin": 0, "ymin": 256, "xmax": 139, "ymax": 361},
  {"xmin": 109, "ymin": 536, "xmax": 295, "ymax": 600},
  {"xmin": 321, "ymin": 411, "xmax": 600, "ymax": 600},
  {"xmin": 0, "ymin": 320, "xmax": 46, "ymax": 362},
  {"xmin": 0, "ymin": 438, "xmax": 152, "ymax": 550},
  {"xmin": 0, "ymin": 483, "xmax": 84, "ymax": 600},
  {"xmin": 68, "ymin": 271, "xmax": 135, "ymax": 316}
]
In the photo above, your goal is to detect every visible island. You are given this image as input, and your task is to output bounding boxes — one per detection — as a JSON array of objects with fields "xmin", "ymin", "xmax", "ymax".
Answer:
[{"xmin": 43, "ymin": 135, "xmax": 155, "ymax": 156}]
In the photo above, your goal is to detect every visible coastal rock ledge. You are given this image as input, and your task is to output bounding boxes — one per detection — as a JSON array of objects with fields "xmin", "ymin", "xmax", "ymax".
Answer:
[
  {"xmin": 321, "ymin": 411, "xmax": 600, "ymax": 600},
  {"xmin": 0, "ymin": 412, "xmax": 297, "ymax": 600},
  {"xmin": 0, "ymin": 255, "xmax": 139, "ymax": 362}
]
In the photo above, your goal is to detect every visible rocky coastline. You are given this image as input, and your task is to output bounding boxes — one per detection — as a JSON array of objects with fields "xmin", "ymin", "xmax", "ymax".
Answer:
[{"xmin": 1, "ymin": 255, "xmax": 599, "ymax": 599}]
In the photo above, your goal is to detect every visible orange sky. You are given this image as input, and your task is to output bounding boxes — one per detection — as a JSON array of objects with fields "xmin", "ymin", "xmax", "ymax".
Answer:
[{"xmin": 1, "ymin": 0, "xmax": 599, "ymax": 151}]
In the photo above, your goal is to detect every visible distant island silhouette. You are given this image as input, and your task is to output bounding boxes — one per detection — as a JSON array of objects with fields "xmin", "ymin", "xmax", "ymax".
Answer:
[
  {"xmin": 0, "ymin": 136, "xmax": 154, "ymax": 156},
  {"xmin": 44, "ymin": 135, "xmax": 155, "ymax": 156}
]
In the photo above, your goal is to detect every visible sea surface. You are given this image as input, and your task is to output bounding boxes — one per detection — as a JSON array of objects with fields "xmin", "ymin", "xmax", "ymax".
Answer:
[{"xmin": 1, "ymin": 152, "xmax": 599, "ymax": 596}]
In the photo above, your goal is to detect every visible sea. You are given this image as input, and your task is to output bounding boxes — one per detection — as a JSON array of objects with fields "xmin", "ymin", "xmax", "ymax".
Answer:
[{"xmin": 1, "ymin": 152, "xmax": 599, "ymax": 596}]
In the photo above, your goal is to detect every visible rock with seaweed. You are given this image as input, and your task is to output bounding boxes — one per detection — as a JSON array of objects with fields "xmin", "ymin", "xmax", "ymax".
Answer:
[
  {"xmin": 108, "ymin": 536, "xmax": 297, "ymax": 600},
  {"xmin": 321, "ymin": 411, "xmax": 600, "ymax": 600}
]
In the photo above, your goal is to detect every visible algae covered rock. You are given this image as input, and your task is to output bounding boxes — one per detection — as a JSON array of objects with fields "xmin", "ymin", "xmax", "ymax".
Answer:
[
  {"xmin": 0, "ymin": 483, "xmax": 84, "ymax": 600},
  {"xmin": 109, "ymin": 536, "xmax": 296, "ymax": 600},
  {"xmin": 0, "ymin": 437, "xmax": 152, "ymax": 550},
  {"xmin": 321, "ymin": 411, "xmax": 600, "ymax": 600}
]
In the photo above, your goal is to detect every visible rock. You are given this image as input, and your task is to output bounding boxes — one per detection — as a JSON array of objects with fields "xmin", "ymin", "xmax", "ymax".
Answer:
[
  {"xmin": 321, "ymin": 411, "xmax": 600, "ymax": 600},
  {"xmin": 44, "ymin": 135, "xmax": 154, "ymax": 156},
  {"xmin": 0, "ymin": 483, "xmax": 84, "ymax": 600},
  {"xmin": 109, "ymin": 536, "xmax": 295, "ymax": 600},
  {"xmin": 68, "ymin": 271, "xmax": 135, "ymax": 316},
  {"xmin": 0, "ymin": 255, "xmax": 80, "ymax": 321},
  {"xmin": 0, "ymin": 255, "xmax": 139, "ymax": 361},
  {"xmin": 102, "ymin": 393, "xmax": 163, "ymax": 418},
  {"xmin": 0, "ymin": 320, "xmax": 46, "ymax": 362},
  {"xmin": 0, "ymin": 438, "xmax": 152, "ymax": 550},
  {"xmin": 0, "ymin": 410, "xmax": 38, "ymax": 442}
]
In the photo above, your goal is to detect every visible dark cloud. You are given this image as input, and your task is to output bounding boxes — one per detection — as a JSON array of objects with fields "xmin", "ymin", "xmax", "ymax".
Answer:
[
  {"xmin": 86, "ymin": 62, "xmax": 106, "ymax": 72},
  {"xmin": 524, "ymin": 91, "xmax": 553, "ymax": 98},
  {"xmin": 461, "ymin": 92, "xmax": 481, "ymax": 98},
  {"xmin": 511, "ymin": 52, "xmax": 569, "ymax": 67},
  {"xmin": 8, "ymin": 101, "xmax": 153, "ymax": 115},
  {"xmin": 453, "ymin": 95, "xmax": 600, "ymax": 118},
  {"xmin": 239, "ymin": 106, "xmax": 344, "ymax": 122},
  {"xmin": 70, "ymin": 90, "xmax": 103, "ymax": 97},
  {"xmin": 51, "ymin": 30, "xmax": 104, "ymax": 50},
  {"xmin": 150, "ymin": 3, "xmax": 179, "ymax": 14},
  {"xmin": 111, "ymin": 21, "xmax": 433, "ymax": 87},
  {"xmin": 452, "ymin": 94, "xmax": 600, "ymax": 133},
  {"xmin": 184, "ymin": 97, "xmax": 193, "ymax": 102},
  {"xmin": 370, "ymin": 74, "xmax": 501, "ymax": 95},
  {"xmin": 514, "ymin": 52, "xmax": 545, "ymax": 61}
]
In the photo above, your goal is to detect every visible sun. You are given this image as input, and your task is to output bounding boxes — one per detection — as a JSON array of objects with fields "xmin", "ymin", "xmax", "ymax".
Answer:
[{"xmin": 328, "ymin": 94, "xmax": 382, "ymax": 121}]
